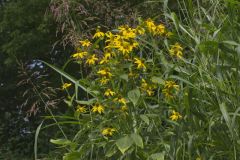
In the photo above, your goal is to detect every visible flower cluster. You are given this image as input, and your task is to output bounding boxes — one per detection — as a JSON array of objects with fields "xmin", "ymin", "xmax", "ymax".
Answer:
[
  {"xmin": 104, "ymin": 89, "xmax": 116, "ymax": 97},
  {"xmin": 162, "ymin": 80, "xmax": 179, "ymax": 99},
  {"xmin": 145, "ymin": 18, "xmax": 172, "ymax": 36},
  {"xmin": 91, "ymin": 104, "xmax": 104, "ymax": 114},
  {"xmin": 105, "ymin": 25, "xmax": 139, "ymax": 55},
  {"xmin": 140, "ymin": 79, "xmax": 156, "ymax": 96},
  {"xmin": 169, "ymin": 43, "xmax": 184, "ymax": 59},
  {"xmin": 61, "ymin": 18, "xmax": 184, "ymax": 138}
]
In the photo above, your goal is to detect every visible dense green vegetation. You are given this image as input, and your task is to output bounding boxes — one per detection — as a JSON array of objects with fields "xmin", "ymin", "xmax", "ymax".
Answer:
[
  {"xmin": 0, "ymin": 0, "xmax": 240, "ymax": 160},
  {"xmin": 0, "ymin": 0, "xmax": 57, "ymax": 158}
]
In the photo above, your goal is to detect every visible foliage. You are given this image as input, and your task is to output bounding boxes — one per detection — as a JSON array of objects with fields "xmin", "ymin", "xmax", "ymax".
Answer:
[
  {"xmin": 1, "ymin": 0, "xmax": 240, "ymax": 159},
  {"xmin": 0, "ymin": 0, "xmax": 156, "ymax": 159},
  {"xmin": 39, "ymin": 0, "xmax": 240, "ymax": 159},
  {"xmin": 0, "ymin": 0, "xmax": 64, "ymax": 159}
]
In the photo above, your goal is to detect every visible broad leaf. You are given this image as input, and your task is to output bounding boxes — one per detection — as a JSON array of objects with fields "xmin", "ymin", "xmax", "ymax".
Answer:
[
  {"xmin": 150, "ymin": 152, "xmax": 165, "ymax": 160},
  {"xmin": 130, "ymin": 133, "xmax": 144, "ymax": 148},
  {"xmin": 116, "ymin": 135, "xmax": 133, "ymax": 154},
  {"xmin": 140, "ymin": 115, "xmax": 150, "ymax": 125},
  {"xmin": 151, "ymin": 76, "xmax": 164, "ymax": 85},
  {"xmin": 128, "ymin": 88, "xmax": 140, "ymax": 106},
  {"xmin": 106, "ymin": 146, "xmax": 117, "ymax": 157},
  {"xmin": 63, "ymin": 152, "xmax": 82, "ymax": 160}
]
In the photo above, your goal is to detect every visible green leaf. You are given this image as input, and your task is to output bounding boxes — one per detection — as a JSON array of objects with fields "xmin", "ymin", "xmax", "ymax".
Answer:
[
  {"xmin": 171, "ymin": 12, "xmax": 179, "ymax": 32},
  {"xmin": 128, "ymin": 88, "xmax": 140, "ymax": 106},
  {"xmin": 76, "ymin": 98, "xmax": 97, "ymax": 105},
  {"xmin": 63, "ymin": 152, "xmax": 82, "ymax": 160},
  {"xmin": 116, "ymin": 135, "xmax": 133, "ymax": 154},
  {"xmin": 237, "ymin": 140, "xmax": 240, "ymax": 145},
  {"xmin": 219, "ymin": 103, "xmax": 233, "ymax": 135},
  {"xmin": 50, "ymin": 139, "xmax": 72, "ymax": 145},
  {"xmin": 151, "ymin": 76, "xmax": 164, "ymax": 85},
  {"xmin": 236, "ymin": 45, "xmax": 240, "ymax": 55},
  {"xmin": 43, "ymin": 116, "xmax": 77, "ymax": 120},
  {"xmin": 130, "ymin": 133, "xmax": 144, "ymax": 149},
  {"xmin": 34, "ymin": 121, "xmax": 44, "ymax": 160},
  {"xmin": 140, "ymin": 115, "xmax": 150, "ymax": 125},
  {"xmin": 150, "ymin": 152, "xmax": 165, "ymax": 160},
  {"xmin": 41, "ymin": 61, "xmax": 96, "ymax": 97},
  {"xmin": 222, "ymin": 41, "xmax": 239, "ymax": 46},
  {"xmin": 169, "ymin": 75, "xmax": 197, "ymax": 89},
  {"xmin": 147, "ymin": 104, "xmax": 159, "ymax": 109},
  {"xmin": 120, "ymin": 74, "xmax": 128, "ymax": 81},
  {"xmin": 64, "ymin": 99, "xmax": 73, "ymax": 107},
  {"xmin": 179, "ymin": 24, "xmax": 197, "ymax": 42},
  {"xmin": 43, "ymin": 121, "xmax": 82, "ymax": 129},
  {"xmin": 106, "ymin": 146, "xmax": 117, "ymax": 157}
]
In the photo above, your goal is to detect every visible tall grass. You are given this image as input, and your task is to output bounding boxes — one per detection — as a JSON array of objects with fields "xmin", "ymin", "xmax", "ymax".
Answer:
[{"xmin": 162, "ymin": 0, "xmax": 240, "ymax": 159}]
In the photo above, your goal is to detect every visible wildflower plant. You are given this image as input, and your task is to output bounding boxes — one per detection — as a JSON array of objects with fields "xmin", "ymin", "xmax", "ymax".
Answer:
[
  {"xmin": 43, "ymin": 18, "xmax": 189, "ymax": 159},
  {"xmin": 35, "ymin": 0, "xmax": 240, "ymax": 158}
]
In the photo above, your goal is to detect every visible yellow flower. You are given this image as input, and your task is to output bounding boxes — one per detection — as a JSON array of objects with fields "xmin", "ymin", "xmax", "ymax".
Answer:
[
  {"xmin": 86, "ymin": 54, "xmax": 98, "ymax": 65},
  {"xmin": 162, "ymin": 89, "xmax": 173, "ymax": 99},
  {"xmin": 128, "ymin": 71, "xmax": 138, "ymax": 78},
  {"xmin": 121, "ymin": 105, "xmax": 128, "ymax": 112},
  {"xmin": 91, "ymin": 104, "xmax": 104, "ymax": 114},
  {"xmin": 117, "ymin": 41, "xmax": 134, "ymax": 55},
  {"xmin": 105, "ymin": 31, "xmax": 114, "ymax": 40},
  {"xmin": 155, "ymin": 24, "xmax": 166, "ymax": 35},
  {"xmin": 72, "ymin": 51, "xmax": 87, "ymax": 59},
  {"xmin": 134, "ymin": 58, "xmax": 146, "ymax": 70},
  {"xmin": 76, "ymin": 105, "xmax": 87, "ymax": 113},
  {"xmin": 93, "ymin": 28, "xmax": 105, "ymax": 39},
  {"xmin": 164, "ymin": 81, "xmax": 179, "ymax": 90},
  {"xmin": 119, "ymin": 98, "xmax": 127, "ymax": 105},
  {"xmin": 132, "ymin": 41, "xmax": 139, "ymax": 48},
  {"xmin": 162, "ymin": 80, "xmax": 179, "ymax": 99},
  {"xmin": 172, "ymin": 43, "xmax": 183, "ymax": 50},
  {"xmin": 99, "ymin": 52, "xmax": 114, "ymax": 64},
  {"xmin": 118, "ymin": 25, "xmax": 136, "ymax": 39},
  {"xmin": 145, "ymin": 18, "xmax": 156, "ymax": 34},
  {"xmin": 141, "ymin": 79, "xmax": 155, "ymax": 96},
  {"xmin": 97, "ymin": 69, "xmax": 108, "ymax": 76},
  {"xmin": 99, "ymin": 77, "xmax": 110, "ymax": 85},
  {"xmin": 99, "ymin": 57, "xmax": 109, "ymax": 64},
  {"xmin": 114, "ymin": 97, "xmax": 127, "ymax": 105},
  {"xmin": 104, "ymin": 52, "xmax": 112, "ymax": 59},
  {"xmin": 97, "ymin": 68, "xmax": 112, "ymax": 77},
  {"xmin": 141, "ymin": 79, "xmax": 148, "ymax": 88},
  {"xmin": 146, "ymin": 89, "xmax": 154, "ymax": 96},
  {"xmin": 79, "ymin": 39, "xmax": 91, "ymax": 47},
  {"xmin": 170, "ymin": 110, "xmax": 182, "ymax": 121},
  {"xmin": 105, "ymin": 34, "xmax": 120, "ymax": 45},
  {"xmin": 62, "ymin": 83, "xmax": 72, "ymax": 90},
  {"xmin": 136, "ymin": 26, "xmax": 145, "ymax": 35},
  {"xmin": 105, "ymin": 31, "xmax": 138, "ymax": 55},
  {"xmin": 169, "ymin": 43, "xmax": 183, "ymax": 59},
  {"xmin": 104, "ymin": 89, "xmax": 116, "ymax": 97},
  {"xmin": 166, "ymin": 32, "xmax": 173, "ymax": 37},
  {"xmin": 101, "ymin": 128, "xmax": 116, "ymax": 136}
]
